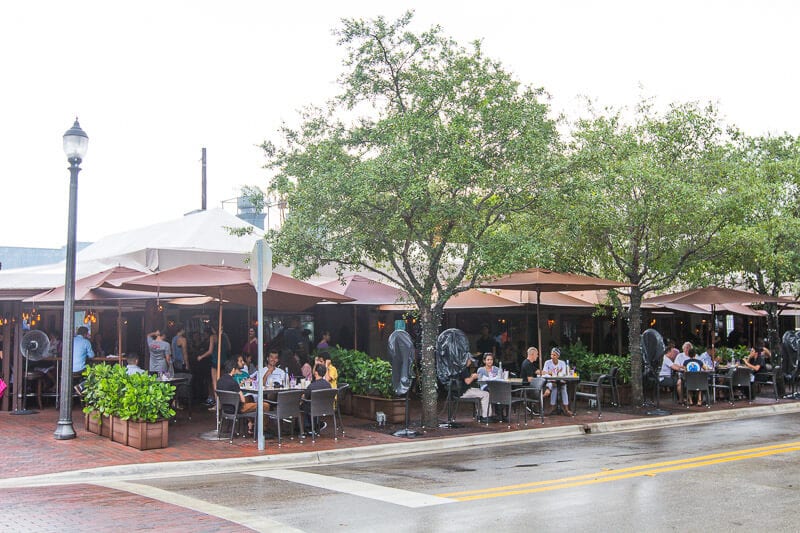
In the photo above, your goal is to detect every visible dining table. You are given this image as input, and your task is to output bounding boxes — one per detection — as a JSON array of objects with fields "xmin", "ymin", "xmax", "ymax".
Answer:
[{"xmin": 158, "ymin": 374, "xmax": 192, "ymax": 421}]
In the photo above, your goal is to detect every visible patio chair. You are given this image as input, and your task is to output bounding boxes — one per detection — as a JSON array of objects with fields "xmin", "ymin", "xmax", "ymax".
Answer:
[
  {"xmin": 712, "ymin": 367, "xmax": 736, "ymax": 404},
  {"xmin": 514, "ymin": 377, "xmax": 546, "ymax": 425},
  {"xmin": 336, "ymin": 382, "xmax": 349, "ymax": 436},
  {"xmin": 601, "ymin": 367, "xmax": 620, "ymax": 407},
  {"xmin": 487, "ymin": 380, "xmax": 524, "ymax": 428},
  {"xmin": 265, "ymin": 389, "xmax": 303, "ymax": 446},
  {"xmin": 732, "ymin": 367, "xmax": 753, "ymax": 403},
  {"xmin": 754, "ymin": 365, "xmax": 780, "ymax": 402},
  {"xmin": 574, "ymin": 373, "xmax": 608, "ymax": 417},
  {"xmin": 303, "ymin": 387, "xmax": 339, "ymax": 443},
  {"xmin": 444, "ymin": 378, "xmax": 480, "ymax": 423},
  {"xmin": 683, "ymin": 371, "xmax": 711, "ymax": 408},
  {"xmin": 215, "ymin": 389, "xmax": 256, "ymax": 444}
]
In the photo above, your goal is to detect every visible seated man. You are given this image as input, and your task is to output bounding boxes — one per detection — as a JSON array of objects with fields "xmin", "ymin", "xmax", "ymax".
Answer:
[
  {"xmin": 456, "ymin": 357, "xmax": 491, "ymax": 423},
  {"xmin": 125, "ymin": 355, "xmax": 146, "ymax": 375},
  {"xmin": 302, "ymin": 363, "xmax": 332, "ymax": 435},
  {"xmin": 542, "ymin": 347, "xmax": 573, "ymax": 416},
  {"xmin": 520, "ymin": 347, "xmax": 541, "ymax": 384},
  {"xmin": 72, "ymin": 326, "xmax": 95, "ymax": 377},
  {"xmin": 217, "ymin": 359, "xmax": 269, "ymax": 435},
  {"xmin": 252, "ymin": 349, "xmax": 286, "ymax": 388},
  {"xmin": 659, "ymin": 347, "xmax": 685, "ymax": 403}
]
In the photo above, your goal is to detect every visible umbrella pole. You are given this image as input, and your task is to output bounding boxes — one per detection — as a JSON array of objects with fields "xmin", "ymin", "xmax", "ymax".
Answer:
[
  {"xmin": 117, "ymin": 301, "xmax": 123, "ymax": 365},
  {"xmin": 711, "ymin": 304, "xmax": 716, "ymax": 349},
  {"xmin": 353, "ymin": 306, "xmax": 357, "ymax": 350},
  {"xmin": 537, "ymin": 289, "xmax": 542, "ymax": 371}
]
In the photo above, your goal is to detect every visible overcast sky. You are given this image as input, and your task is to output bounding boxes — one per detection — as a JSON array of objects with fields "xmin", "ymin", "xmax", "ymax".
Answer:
[{"xmin": 2, "ymin": 0, "xmax": 797, "ymax": 249}]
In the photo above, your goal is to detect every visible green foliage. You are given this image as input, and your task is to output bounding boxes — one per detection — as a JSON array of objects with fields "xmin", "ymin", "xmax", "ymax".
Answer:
[
  {"xmin": 82, "ymin": 364, "xmax": 175, "ymax": 423},
  {"xmin": 81, "ymin": 364, "xmax": 125, "ymax": 419},
  {"xmin": 330, "ymin": 347, "xmax": 393, "ymax": 398},
  {"xmin": 561, "ymin": 342, "xmax": 632, "ymax": 384},
  {"xmin": 262, "ymin": 12, "xmax": 562, "ymax": 426},
  {"xmin": 117, "ymin": 373, "xmax": 176, "ymax": 423}
]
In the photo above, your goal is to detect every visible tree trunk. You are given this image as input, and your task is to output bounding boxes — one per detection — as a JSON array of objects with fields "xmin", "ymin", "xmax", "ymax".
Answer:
[
  {"xmin": 418, "ymin": 306, "xmax": 442, "ymax": 428},
  {"xmin": 628, "ymin": 287, "xmax": 644, "ymax": 405}
]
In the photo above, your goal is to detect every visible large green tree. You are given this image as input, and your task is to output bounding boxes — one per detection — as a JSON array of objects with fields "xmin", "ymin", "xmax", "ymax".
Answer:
[
  {"xmin": 718, "ymin": 134, "xmax": 800, "ymax": 347},
  {"xmin": 559, "ymin": 101, "xmax": 743, "ymax": 404},
  {"xmin": 263, "ymin": 13, "xmax": 560, "ymax": 426}
]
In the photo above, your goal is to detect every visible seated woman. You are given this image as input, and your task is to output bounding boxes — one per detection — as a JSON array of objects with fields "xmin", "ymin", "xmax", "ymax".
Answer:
[
  {"xmin": 542, "ymin": 347, "xmax": 573, "ymax": 416},
  {"xmin": 682, "ymin": 348, "xmax": 705, "ymax": 405},
  {"xmin": 476, "ymin": 353, "xmax": 500, "ymax": 391}
]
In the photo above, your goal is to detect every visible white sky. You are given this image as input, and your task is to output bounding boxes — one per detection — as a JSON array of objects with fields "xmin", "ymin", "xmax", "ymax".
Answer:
[{"xmin": 1, "ymin": 0, "xmax": 798, "ymax": 248}]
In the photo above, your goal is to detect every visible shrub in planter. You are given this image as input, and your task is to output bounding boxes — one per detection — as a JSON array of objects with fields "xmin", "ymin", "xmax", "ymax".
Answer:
[
  {"xmin": 329, "ymin": 347, "xmax": 393, "ymax": 399},
  {"xmin": 82, "ymin": 364, "xmax": 125, "ymax": 433},
  {"xmin": 82, "ymin": 364, "xmax": 175, "ymax": 448},
  {"xmin": 117, "ymin": 372, "xmax": 176, "ymax": 423}
]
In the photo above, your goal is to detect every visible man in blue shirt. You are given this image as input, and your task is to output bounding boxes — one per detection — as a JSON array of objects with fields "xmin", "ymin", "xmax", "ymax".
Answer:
[{"xmin": 72, "ymin": 326, "xmax": 94, "ymax": 374}]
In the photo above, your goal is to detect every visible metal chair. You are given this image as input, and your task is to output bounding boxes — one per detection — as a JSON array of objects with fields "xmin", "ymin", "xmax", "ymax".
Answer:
[
  {"xmin": 574, "ymin": 373, "xmax": 608, "ymax": 417},
  {"xmin": 683, "ymin": 371, "xmax": 711, "ymax": 408},
  {"xmin": 601, "ymin": 367, "xmax": 620, "ymax": 407},
  {"xmin": 754, "ymin": 365, "xmax": 780, "ymax": 402},
  {"xmin": 303, "ymin": 387, "xmax": 339, "ymax": 442},
  {"xmin": 732, "ymin": 367, "xmax": 753, "ymax": 403},
  {"xmin": 335, "ymin": 382, "xmax": 349, "ymax": 436},
  {"xmin": 215, "ymin": 389, "xmax": 257, "ymax": 444},
  {"xmin": 265, "ymin": 389, "xmax": 303, "ymax": 446},
  {"xmin": 487, "ymin": 381, "xmax": 523, "ymax": 428},
  {"xmin": 515, "ymin": 377, "xmax": 546, "ymax": 424}
]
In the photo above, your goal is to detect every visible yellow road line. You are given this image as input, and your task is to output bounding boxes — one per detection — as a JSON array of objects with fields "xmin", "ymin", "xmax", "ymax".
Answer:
[{"xmin": 436, "ymin": 441, "xmax": 800, "ymax": 501}]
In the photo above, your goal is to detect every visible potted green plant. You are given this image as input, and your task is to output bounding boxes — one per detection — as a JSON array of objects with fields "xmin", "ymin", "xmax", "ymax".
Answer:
[
  {"xmin": 330, "ymin": 347, "xmax": 406, "ymax": 423},
  {"xmin": 81, "ymin": 364, "xmax": 175, "ymax": 449},
  {"xmin": 116, "ymin": 372, "xmax": 176, "ymax": 450},
  {"xmin": 82, "ymin": 363, "xmax": 124, "ymax": 438}
]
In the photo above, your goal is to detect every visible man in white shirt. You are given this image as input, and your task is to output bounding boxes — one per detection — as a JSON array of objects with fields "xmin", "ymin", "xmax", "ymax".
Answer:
[{"xmin": 660, "ymin": 348, "xmax": 685, "ymax": 403}]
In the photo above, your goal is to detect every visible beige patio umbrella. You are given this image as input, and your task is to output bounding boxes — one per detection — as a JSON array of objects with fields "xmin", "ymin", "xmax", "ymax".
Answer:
[
  {"xmin": 480, "ymin": 268, "xmax": 632, "ymax": 367},
  {"xmin": 642, "ymin": 286, "xmax": 792, "ymax": 347}
]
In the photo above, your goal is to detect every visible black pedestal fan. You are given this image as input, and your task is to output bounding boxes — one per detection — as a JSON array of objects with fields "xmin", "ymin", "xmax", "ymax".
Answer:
[
  {"xmin": 389, "ymin": 330, "xmax": 418, "ymax": 438},
  {"xmin": 436, "ymin": 328, "xmax": 471, "ymax": 428},
  {"xmin": 13, "ymin": 330, "xmax": 50, "ymax": 415},
  {"xmin": 641, "ymin": 328, "xmax": 670, "ymax": 416}
]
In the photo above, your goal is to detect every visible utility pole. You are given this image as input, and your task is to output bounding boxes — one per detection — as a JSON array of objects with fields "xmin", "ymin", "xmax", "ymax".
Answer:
[{"xmin": 201, "ymin": 147, "xmax": 207, "ymax": 210}]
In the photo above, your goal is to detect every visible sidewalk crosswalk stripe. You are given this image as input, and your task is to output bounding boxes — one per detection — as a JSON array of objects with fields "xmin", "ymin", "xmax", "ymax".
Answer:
[
  {"xmin": 251, "ymin": 469, "xmax": 455, "ymax": 508},
  {"xmin": 95, "ymin": 480, "xmax": 303, "ymax": 533}
]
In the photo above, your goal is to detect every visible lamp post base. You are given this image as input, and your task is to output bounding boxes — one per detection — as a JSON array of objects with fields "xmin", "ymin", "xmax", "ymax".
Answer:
[{"xmin": 54, "ymin": 420, "xmax": 77, "ymax": 440}]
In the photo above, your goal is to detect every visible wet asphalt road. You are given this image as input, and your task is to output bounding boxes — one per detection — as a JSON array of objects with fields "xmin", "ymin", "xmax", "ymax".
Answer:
[{"xmin": 133, "ymin": 413, "xmax": 800, "ymax": 532}]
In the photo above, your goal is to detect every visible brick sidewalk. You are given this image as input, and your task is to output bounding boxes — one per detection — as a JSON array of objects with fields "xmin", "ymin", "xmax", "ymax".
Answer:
[{"xmin": 0, "ymin": 394, "xmax": 789, "ymax": 481}]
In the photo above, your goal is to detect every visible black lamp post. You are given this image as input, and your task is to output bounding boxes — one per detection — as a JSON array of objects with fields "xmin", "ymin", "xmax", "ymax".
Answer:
[{"xmin": 54, "ymin": 119, "xmax": 88, "ymax": 440}]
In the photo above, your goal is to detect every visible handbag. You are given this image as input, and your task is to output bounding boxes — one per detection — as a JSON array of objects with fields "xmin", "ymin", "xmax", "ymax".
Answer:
[{"xmin": 0, "ymin": 377, "xmax": 7, "ymax": 399}]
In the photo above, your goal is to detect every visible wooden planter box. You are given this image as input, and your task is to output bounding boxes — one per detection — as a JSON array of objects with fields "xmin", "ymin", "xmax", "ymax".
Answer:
[
  {"xmin": 616, "ymin": 384, "xmax": 632, "ymax": 406},
  {"xmin": 351, "ymin": 394, "xmax": 406, "ymax": 424},
  {"xmin": 85, "ymin": 411, "xmax": 112, "ymax": 438},
  {"xmin": 111, "ymin": 416, "xmax": 129, "ymax": 445},
  {"xmin": 127, "ymin": 419, "xmax": 169, "ymax": 450}
]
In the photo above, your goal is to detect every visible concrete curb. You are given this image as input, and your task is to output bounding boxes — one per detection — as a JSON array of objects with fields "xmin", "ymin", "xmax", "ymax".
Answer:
[{"xmin": 4, "ymin": 402, "xmax": 799, "ymax": 489}]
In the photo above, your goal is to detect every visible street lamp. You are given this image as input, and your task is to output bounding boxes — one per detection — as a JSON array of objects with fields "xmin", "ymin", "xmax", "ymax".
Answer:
[{"xmin": 54, "ymin": 118, "xmax": 88, "ymax": 440}]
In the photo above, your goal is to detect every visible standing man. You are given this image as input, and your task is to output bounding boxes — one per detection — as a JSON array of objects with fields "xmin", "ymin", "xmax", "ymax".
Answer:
[
  {"xmin": 147, "ymin": 330, "xmax": 172, "ymax": 374},
  {"xmin": 72, "ymin": 326, "xmax": 94, "ymax": 375},
  {"xmin": 171, "ymin": 325, "xmax": 189, "ymax": 372},
  {"xmin": 475, "ymin": 324, "xmax": 499, "ymax": 356}
]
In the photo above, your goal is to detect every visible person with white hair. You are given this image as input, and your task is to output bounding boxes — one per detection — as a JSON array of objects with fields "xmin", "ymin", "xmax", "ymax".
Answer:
[{"xmin": 543, "ymin": 347, "xmax": 572, "ymax": 416}]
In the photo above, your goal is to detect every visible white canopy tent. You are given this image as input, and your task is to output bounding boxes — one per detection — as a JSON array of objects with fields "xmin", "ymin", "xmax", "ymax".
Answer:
[{"xmin": 0, "ymin": 209, "xmax": 263, "ymax": 294}]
